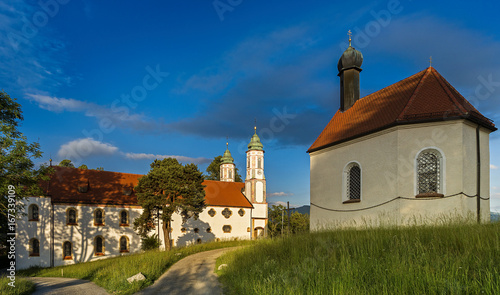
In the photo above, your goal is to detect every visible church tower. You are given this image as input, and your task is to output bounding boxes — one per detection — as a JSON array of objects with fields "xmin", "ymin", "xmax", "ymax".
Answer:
[
  {"xmin": 338, "ymin": 31, "xmax": 363, "ymax": 112},
  {"xmin": 220, "ymin": 142, "xmax": 235, "ymax": 182},
  {"xmin": 245, "ymin": 126, "xmax": 267, "ymax": 238}
]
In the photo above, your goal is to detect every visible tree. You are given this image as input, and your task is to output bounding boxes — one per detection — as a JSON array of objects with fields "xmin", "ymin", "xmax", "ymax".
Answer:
[
  {"xmin": 133, "ymin": 158, "xmax": 206, "ymax": 250},
  {"xmin": 205, "ymin": 155, "xmax": 243, "ymax": 182},
  {"xmin": 78, "ymin": 164, "xmax": 88, "ymax": 169},
  {"xmin": 0, "ymin": 91, "xmax": 51, "ymax": 249},
  {"xmin": 58, "ymin": 159, "xmax": 74, "ymax": 168},
  {"xmin": 267, "ymin": 204, "xmax": 309, "ymax": 237}
]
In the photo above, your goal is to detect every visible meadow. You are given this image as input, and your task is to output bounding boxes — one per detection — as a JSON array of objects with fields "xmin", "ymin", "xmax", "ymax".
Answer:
[
  {"xmin": 217, "ymin": 222, "xmax": 500, "ymax": 294},
  {"xmin": 16, "ymin": 239, "xmax": 251, "ymax": 295}
]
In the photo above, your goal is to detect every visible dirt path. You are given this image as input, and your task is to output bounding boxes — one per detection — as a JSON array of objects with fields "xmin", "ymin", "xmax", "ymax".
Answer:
[
  {"xmin": 26, "ymin": 277, "xmax": 109, "ymax": 295},
  {"xmin": 135, "ymin": 247, "xmax": 236, "ymax": 295}
]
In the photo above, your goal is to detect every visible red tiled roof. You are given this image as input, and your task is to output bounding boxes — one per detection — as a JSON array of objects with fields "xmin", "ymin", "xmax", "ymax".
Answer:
[
  {"xmin": 45, "ymin": 166, "xmax": 142, "ymax": 205},
  {"xmin": 43, "ymin": 166, "xmax": 252, "ymax": 208},
  {"xmin": 308, "ymin": 67, "xmax": 496, "ymax": 153},
  {"xmin": 203, "ymin": 180, "xmax": 253, "ymax": 208}
]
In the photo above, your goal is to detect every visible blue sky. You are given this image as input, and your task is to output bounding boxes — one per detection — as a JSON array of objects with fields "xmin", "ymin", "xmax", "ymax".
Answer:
[{"xmin": 1, "ymin": 0, "xmax": 499, "ymax": 210}]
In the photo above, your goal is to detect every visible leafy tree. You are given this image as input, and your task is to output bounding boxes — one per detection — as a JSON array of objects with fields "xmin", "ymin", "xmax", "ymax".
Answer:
[
  {"xmin": 141, "ymin": 234, "xmax": 162, "ymax": 251},
  {"xmin": 94, "ymin": 167, "xmax": 104, "ymax": 171},
  {"xmin": 134, "ymin": 158, "xmax": 206, "ymax": 250},
  {"xmin": 0, "ymin": 91, "xmax": 52, "ymax": 250},
  {"xmin": 58, "ymin": 159, "xmax": 74, "ymax": 168},
  {"xmin": 205, "ymin": 155, "xmax": 243, "ymax": 182},
  {"xmin": 267, "ymin": 204, "xmax": 309, "ymax": 237},
  {"xmin": 78, "ymin": 164, "xmax": 88, "ymax": 170}
]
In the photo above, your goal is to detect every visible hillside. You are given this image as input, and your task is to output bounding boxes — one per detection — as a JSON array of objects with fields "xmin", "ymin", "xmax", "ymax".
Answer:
[{"xmin": 217, "ymin": 222, "xmax": 500, "ymax": 294}]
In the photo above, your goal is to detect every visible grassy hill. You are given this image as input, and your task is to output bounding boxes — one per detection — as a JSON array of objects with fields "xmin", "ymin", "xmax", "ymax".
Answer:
[{"xmin": 217, "ymin": 222, "xmax": 500, "ymax": 294}]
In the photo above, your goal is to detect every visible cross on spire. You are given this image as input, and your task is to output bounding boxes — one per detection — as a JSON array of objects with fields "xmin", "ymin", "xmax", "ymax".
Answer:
[
  {"xmin": 348, "ymin": 30, "xmax": 352, "ymax": 46},
  {"xmin": 429, "ymin": 56, "xmax": 432, "ymax": 67}
]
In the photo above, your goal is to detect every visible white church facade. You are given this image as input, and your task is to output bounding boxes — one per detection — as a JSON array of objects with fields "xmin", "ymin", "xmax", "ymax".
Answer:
[
  {"xmin": 308, "ymin": 40, "xmax": 497, "ymax": 229},
  {"xmin": 16, "ymin": 128, "xmax": 268, "ymax": 270}
]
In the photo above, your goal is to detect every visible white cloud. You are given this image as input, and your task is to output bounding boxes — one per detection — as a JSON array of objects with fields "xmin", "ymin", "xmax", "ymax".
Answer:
[
  {"xmin": 124, "ymin": 152, "xmax": 211, "ymax": 165},
  {"xmin": 57, "ymin": 138, "xmax": 119, "ymax": 159},
  {"xmin": 268, "ymin": 192, "xmax": 294, "ymax": 197},
  {"xmin": 491, "ymin": 164, "xmax": 499, "ymax": 170},
  {"xmin": 25, "ymin": 94, "xmax": 153, "ymax": 131}
]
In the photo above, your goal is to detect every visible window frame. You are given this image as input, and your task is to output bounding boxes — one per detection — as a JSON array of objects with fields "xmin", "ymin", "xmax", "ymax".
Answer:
[
  {"xmin": 29, "ymin": 238, "xmax": 40, "ymax": 257},
  {"xmin": 94, "ymin": 236, "xmax": 105, "ymax": 256},
  {"xmin": 66, "ymin": 208, "xmax": 77, "ymax": 225},
  {"xmin": 28, "ymin": 204, "xmax": 39, "ymax": 221},
  {"xmin": 119, "ymin": 236, "xmax": 129, "ymax": 253},
  {"xmin": 342, "ymin": 161, "xmax": 362, "ymax": 203},
  {"xmin": 63, "ymin": 241, "xmax": 72, "ymax": 260},
  {"xmin": 94, "ymin": 208, "xmax": 105, "ymax": 226},
  {"xmin": 119, "ymin": 210, "xmax": 129, "ymax": 226},
  {"xmin": 414, "ymin": 147, "xmax": 446, "ymax": 197}
]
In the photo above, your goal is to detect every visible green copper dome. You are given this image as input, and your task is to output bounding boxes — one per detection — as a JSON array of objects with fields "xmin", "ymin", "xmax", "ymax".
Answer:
[
  {"xmin": 221, "ymin": 143, "xmax": 234, "ymax": 164},
  {"xmin": 247, "ymin": 127, "xmax": 264, "ymax": 151}
]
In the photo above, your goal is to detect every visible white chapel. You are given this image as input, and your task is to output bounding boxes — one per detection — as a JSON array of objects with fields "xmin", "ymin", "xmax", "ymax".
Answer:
[{"xmin": 308, "ymin": 40, "xmax": 497, "ymax": 229}]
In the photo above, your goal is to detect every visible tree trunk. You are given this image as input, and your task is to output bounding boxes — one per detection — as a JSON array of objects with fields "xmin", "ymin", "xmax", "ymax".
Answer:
[{"xmin": 162, "ymin": 219, "xmax": 172, "ymax": 251}]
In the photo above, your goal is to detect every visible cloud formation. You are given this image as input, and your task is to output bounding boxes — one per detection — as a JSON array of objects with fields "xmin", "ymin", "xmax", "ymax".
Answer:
[
  {"xmin": 491, "ymin": 164, "xmax": 498, "ymax": 170},
  {"xmin": 268, "ymin": 192, "xmax": 294, "ymax": 197},
  {"xmin": 57, "ymin": 138, "xmax": 210, "ymax": 165}
]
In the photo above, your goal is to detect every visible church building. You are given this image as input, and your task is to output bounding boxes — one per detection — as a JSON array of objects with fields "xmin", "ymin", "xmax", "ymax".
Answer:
[
  {"xmin": 16, "ymin": 128, "xmax": 268, "ymax": 270},
  {"xmin": 308, "ymin": 38, "xmax": 497, "ymax": 229}
]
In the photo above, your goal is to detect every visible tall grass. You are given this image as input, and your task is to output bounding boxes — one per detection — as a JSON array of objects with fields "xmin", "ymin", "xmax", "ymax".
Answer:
[
  {"xmin": 0, "ymin": 277, "xmax": 35, "ymax": 295},
  {"xmin": 19, "ymin": 239, "xmax": 251, "ymax": 295},
  {"xmin": 217, "ymin": 223, "xmax": 500, "ymax": 294}
]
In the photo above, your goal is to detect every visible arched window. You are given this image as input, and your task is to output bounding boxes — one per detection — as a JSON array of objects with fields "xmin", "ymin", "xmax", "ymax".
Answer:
[
  {"xmin": 416, "ymin": 149, "xmax": 444, "ymax": 195},
  {"xmin": 94, "ymin": 209, "xmax": 104, "ymax": 226},
  {"xmin": 63, "ymin": 241, "xmax": 72, "ymax": 260},
  {"xmin": 95, "ymin": 236, "xmax": 104, "ymax": 256},
  {"xmin": 257, "ymin": 158, "xmax": 262, "ymax": 169},
  {"xmin": 29, "ymin": 204, "xmax": 39, "ymax": 221},
  {"xmin": 344, "ymin": 162, "xmax": 361, "ymax": 202},
  {"xmin": 67, "ymin": 208, "xmax": 77, "ymax": 225},
  {"xmin": 228, "ymin": 169, "xmax": 232, "ymax": 179},
  {"xmin": 120, "ymin": 236, "xmax": 129, "ymax": 253},
  {"xmin": 29, "ymin": 238, "xmax": 40, "ymax": 256},
  {"xmin": 120, "ymin": 210, "xmax": 129, "ymax": 226}
]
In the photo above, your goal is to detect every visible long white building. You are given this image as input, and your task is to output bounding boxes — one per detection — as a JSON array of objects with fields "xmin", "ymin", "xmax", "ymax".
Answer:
[{"xmin": 16, "ymin": 128, "xmax": 268, "ymax": 270}]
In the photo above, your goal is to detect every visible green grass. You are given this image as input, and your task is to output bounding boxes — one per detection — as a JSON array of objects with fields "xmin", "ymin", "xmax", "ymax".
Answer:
[
  {"xmin": 217, "ymin": 222, "xmax": 500, "ymax": 295},
  {"xmin": 19, "ymin": 239, "xmax": 252, "ymax": 295},
  {"xmin": 0, "ymin": 277, "xmax": 35, "ymax": 295}
]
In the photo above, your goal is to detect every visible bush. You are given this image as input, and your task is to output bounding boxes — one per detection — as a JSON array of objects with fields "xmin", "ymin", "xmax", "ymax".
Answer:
[{"xmin": 141, "ymin": 234, "xmax": 161, "ymax": 251}]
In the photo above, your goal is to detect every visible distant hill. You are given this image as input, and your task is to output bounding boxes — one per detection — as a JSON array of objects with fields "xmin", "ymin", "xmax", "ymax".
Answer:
[
  {"xmin": 491, "ymin": 212, "xmax": 500, "ymax": 222},
  {"xmin": 291, "ymin": 205, "xmax": 310, "ymax": 215}
]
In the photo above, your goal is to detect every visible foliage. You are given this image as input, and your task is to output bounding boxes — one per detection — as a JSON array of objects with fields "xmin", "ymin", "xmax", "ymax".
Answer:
[
  {"xmin": 134, "ymin": 158, "xmax": 206, "ymax": 250},
  {"xmin": 78, "ymin": 164, "xmax": 88, "ymax": 169},
  {"xmin": 205, "ymin": 155, "xmax": 243, "ymax": 182},
  {"xmin": 141, "ymin": 234, "xmax": 162, "ymax": 251},
  {"xmin": 267, "ymin": 205, "xmax": 309, "ymax": 237},
  {"xmin": 94, "ymin": 166, "xmax": 104, "ymax": 171},
  {"xmin": 19, "ymin": 239, "xmax": 253, "ymax": 295},
  {"xmin": 58, "ymin": 159, "xmax": 74, "ymax": 168},
  {"xmin": 0, "ymin": 277, "xmax": 35, "ymax": 295},
  {"xmin": 218, "ymin": 222, "xmax": 500, "ymax": 295},
  {"xmin": 0, "ymin": 91, "xmax": 52, "ymax": 251}
]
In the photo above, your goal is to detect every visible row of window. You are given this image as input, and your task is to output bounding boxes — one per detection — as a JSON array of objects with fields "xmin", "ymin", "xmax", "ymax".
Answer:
[
  {"xmin": 28, "ymin": 206, "xmax": 130, "ymax": 226},
  {"xmin": 344, "ymin": 148, "xmax": 444, "ymax": 201},
  {"xmin": 180, "ymin": 225, "xmax": 232, "ymax": 234},
  {"xmin": 28, "ymin": 236, "xmax": 130, "ymax": 258},
  {"xmin": 208, "ymin": 208, "xmax": 245, "ymax": 218}
]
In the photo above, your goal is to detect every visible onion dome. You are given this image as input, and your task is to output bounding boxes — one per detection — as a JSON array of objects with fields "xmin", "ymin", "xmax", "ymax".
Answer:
[
  {"xmin": 247, "ymin": 127, "xmax": 264, "ymax": 151},
  {"xmin": 337, "ymin": 41, "xmax": 363, "ymax": 73},
  {"xmin": 221, "ymin": 142, "xmax": 234, "ymax": 164}
]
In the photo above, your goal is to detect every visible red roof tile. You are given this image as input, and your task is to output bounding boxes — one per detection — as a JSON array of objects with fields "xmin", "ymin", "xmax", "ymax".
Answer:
[
  {"xmin": 308, "ymin": 67, "xmax": 496, "ymax": 153},
  {"xmin": 43, "ymin": 167, "xmax": 252, "ymax": 208}
]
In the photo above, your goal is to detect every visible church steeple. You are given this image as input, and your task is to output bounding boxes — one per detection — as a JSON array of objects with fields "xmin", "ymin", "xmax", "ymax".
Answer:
[
  {"xmin": 245, "ymin": 126, "xmax": 267, "ymax": 238},
  {"xmin": 338, "ymin": 30, "xmax": 363, "ymax": 112},
  {"xmin": 220, "ymin": 141, "xmax": 235, "ymax": 182}
]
